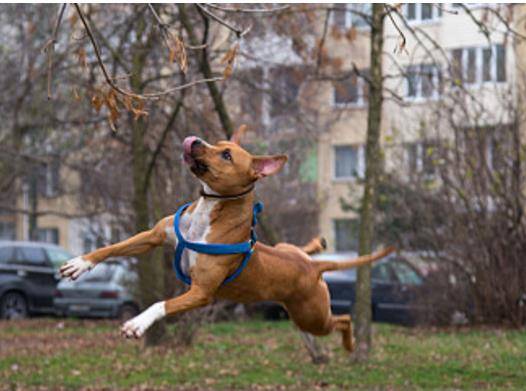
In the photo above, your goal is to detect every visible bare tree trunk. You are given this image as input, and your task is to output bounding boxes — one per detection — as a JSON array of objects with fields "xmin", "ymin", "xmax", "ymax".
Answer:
[
  {"xmin": 129, "ymin": 9, "xmax": 165, "ymax": 347},
  {"xmin": 353, "ymin": 3, "xmax": 385, "ymax": 362}
]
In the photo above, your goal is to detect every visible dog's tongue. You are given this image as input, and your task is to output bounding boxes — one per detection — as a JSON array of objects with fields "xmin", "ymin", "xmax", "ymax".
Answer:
[{"xmin": 182, "ymin": 136, "xmax": 197, "ymax": 163}]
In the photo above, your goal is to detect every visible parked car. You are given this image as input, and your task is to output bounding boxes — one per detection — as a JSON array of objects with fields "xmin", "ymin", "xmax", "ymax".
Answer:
[
  {"xmin": 54, "ymin": 260, "xmax": 140, "ymax": 320},
  {"xmin": 262, "ymin": 252, "xmax": 427, "ymax": 325},
  {"xmin": 0, "ymin": 240, "xmax": 72, "ymax": 319}
]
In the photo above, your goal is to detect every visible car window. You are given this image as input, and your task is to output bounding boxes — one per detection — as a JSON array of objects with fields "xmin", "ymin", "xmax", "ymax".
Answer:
[
  {"xmin": 371, "ymin": 263, "xmax": 394, "ymax": 283},
  {"xmin": 392, "ymin": 261, "xmax": 422, "ymax": 285},
  {"xmin": 45, "ymin": 248, "xmax": 72, "ymax": 270},
  {"xmin": 15, "ymin": 246, "xmax": 49, "ymax": 266},
  {"xmin": 80, "ymin": 264, "xmax": 117, "ymax": 283},
  {"xmin": 0, "ymin": 246, "xmax": 14, "ymax": 264}
]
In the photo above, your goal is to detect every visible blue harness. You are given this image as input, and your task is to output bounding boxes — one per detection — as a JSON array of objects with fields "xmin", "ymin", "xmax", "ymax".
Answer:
[{"xmin": 172, "ymin": 201, "xmax": 263, "ymax": 285}]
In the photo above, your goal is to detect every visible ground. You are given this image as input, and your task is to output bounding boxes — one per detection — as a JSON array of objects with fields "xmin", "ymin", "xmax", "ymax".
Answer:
[{"xmin": 0, "ymin": 318, "xmax": 525, "ymax": 390}]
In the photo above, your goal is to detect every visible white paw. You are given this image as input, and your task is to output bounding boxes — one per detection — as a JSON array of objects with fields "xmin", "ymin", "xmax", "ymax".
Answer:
[
  {"xmin": 121, "ymin": 302, "xmax": 165, "ymax": 339},
  {"xmin": 59, "ymin": 256, "xmax": 94, "ymax": 280}
]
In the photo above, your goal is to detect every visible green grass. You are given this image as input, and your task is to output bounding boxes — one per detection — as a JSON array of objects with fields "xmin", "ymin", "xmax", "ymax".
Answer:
[{"xmin": 1, "ymin": 318, "xmax": 525, "ymax": 390}]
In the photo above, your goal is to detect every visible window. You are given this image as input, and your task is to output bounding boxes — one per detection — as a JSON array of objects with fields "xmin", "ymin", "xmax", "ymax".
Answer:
[
  {"xmin": 15, "ymin": 246, "xmax": 48, "ymax": 266},
  {"xmin": 406, "ymin": 141, "xmax": 440, "ymax": 176},
  {"xmin": 334, "ymin": 145, "xmax": 364, "ymax": 179},
  {"xmin": 496, "ymin": 44, "xmax": 506, "ymax": 82},
  {"xmin": 36, "ymin": 228, "xmax": 59, "ymax": 245},
  {"xmin": 46, "ymin": 247, "xmax": 72, "ymax": 270},
  {"xmin": 81, "ymin": 263, "xmax": 117, "ymax": 283},
  {"xmin": 270, "ymin": 67, "xmax": 302, "ymax": 118},
  {"xmin": 450, "ymin": 45, "xmax": 507, "ymax": 85},
  {"xmin": 422, "ymin": 142, "xmax": 439, "ymax": 176},
  {"xmin": 238, "ymin": 67, "xmax": 264, "ymax": 124},
  {"xmin": 404, "ymin": 3, "xmax": 442, "ymax": 22},
  {"xmin": 334, "ymin": 219, "xmax": 359, "ymax": 252},
  {"xmin": 391, "ymin": 261, "xmax": 423, "ymax": 285},
  {"xmin": 333, "ymin": 69, "xmax": 369, "ymax": 107},
  {"xmin": 482, "ymin": 48, "xmax": 492, "ymax": 82},
  {"xmin": 405, "ymin": 64, "xmax": 441, "ymax": 99},
  {"xmin": 37, "ymin": 161, "xmax": 60, "ymax": 197},
  {"xmin": 466, "ymin": 48, "xmax": 477, "ymax": 84},
  {"xmin": 0, "ymin": 221, "xmax": 15, "ymax": 240},
  {"xmin": 0, "ymin": 246, "xmax": 14, "ymax": 264},
  {"xmin": 332, "ymin": 3, "xmax": 347, "ymax": 29},
  {"xmin": 332, "ymin": 4, "xmax": 371, "ymax": 29},
  {"xmin": 372, "ymin": 263, "xmax": 394, "ymax": 283}
]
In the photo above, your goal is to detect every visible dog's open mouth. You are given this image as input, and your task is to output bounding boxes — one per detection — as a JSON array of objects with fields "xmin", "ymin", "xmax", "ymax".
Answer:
[{"xmin": 190, "ymin": 158, "xmax": 208, "ymax": 176}]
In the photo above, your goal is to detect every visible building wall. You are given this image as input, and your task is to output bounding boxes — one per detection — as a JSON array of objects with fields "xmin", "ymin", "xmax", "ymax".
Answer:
[{"xmin": 317, "ymin": 3, "xmax": 518, "ymax": 252}]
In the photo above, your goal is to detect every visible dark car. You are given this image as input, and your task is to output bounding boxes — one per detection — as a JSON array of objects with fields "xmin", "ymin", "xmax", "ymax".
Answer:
[
  {"xmin": 0, "ymin": 241, "xmax": 72, "ymax": 319},
  {"xmin": 262, "ymin": 252, "xmax": 426, "ymax": 325},
  {"xmin": 54, "ymin": 260, "xmax": 140, "ymax": 320}
]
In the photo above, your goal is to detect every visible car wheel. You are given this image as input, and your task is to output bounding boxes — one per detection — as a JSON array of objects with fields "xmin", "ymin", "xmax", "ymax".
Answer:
[
  {"xmin": 118, "ymin": 303, "xmax": 139, "ymax": 321},
  {"xmin": 0, "ymin": 292, "xmax": 28, "ymax": 320}
]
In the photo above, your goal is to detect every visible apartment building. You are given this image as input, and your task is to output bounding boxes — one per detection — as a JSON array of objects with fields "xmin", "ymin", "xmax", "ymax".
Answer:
[
  {"xmin": 318, "ymin": 3, "xmax": 518, "ymax": 251},
  {"xmin": 2, "ymin": 4, "xmax": 520, "ymax": 254}
]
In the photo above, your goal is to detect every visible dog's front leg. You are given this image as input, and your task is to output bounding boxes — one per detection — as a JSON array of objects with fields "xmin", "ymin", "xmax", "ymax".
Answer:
[
  {"xmin": 60, "ymin": 216, "xmax": 173, "ymax": 280},
  {"xmin": 121, "ymin": 285, "xmax": 212, "ymax": 338}
]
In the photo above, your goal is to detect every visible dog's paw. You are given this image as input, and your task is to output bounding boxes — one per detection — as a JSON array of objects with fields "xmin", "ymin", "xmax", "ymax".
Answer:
[
  {"xmin": 121, "ymin": 302, "xmax": 165, "ymax": 339},
  {"xmin": 59, "ymin": 256, "xmax": 94, "ymax": 280}
]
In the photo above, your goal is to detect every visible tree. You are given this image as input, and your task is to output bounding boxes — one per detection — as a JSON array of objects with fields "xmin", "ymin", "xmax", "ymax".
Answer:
[{"xmin": 353, "ymin": 3, "xmax": 385, "ymax": 361}]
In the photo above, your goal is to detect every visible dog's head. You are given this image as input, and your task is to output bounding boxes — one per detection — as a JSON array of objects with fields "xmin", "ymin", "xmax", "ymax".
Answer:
[{"xmin": 182, "ymin": 125, "xmax": 287, "ymax": 195}]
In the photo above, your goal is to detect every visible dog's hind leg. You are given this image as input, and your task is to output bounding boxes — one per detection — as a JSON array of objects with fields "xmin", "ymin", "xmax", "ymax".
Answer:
[
  {"xmin": 301, "ymin": 236, "xmax": 327, "ymax": 255},
  {"xmin": 332, "ymin": 314, "xmax": 355, "ymax": 352}
]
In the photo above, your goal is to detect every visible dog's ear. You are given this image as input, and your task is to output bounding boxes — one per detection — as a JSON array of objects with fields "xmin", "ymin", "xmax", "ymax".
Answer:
[
  {"xmin": 252, "ymin": 155, "xmax": 288, "ymax": 178},
  {"xmin": 230, "ymin": 124, "xmax": 248, "ymax": 145}
]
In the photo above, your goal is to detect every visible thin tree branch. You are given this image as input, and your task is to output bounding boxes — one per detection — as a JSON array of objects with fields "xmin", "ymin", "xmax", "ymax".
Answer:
[
  {"xmin": 205, "ymin": 4, "xmax": 290, "ymax": 14},
  {"xmin": 316, "ymin": 9, "xmax": 331, "ymax": 74},
  {"xmin": 196, "ymin": 4, "xmax": 251, "ymax": 38},
  {"xmin": 74, "ymin": 3, "xmax": 223, "ymax": 100},
  {"xmin": 144, "ymin": 95, "xmax": 185, "ymax": 189},
  {"xmin": 43, "ymin": 3, "xmax": 67, "ymax": 100},
  {"xmin": 384, "ymin": 4, "xmax": 407, "ymax": 54}
]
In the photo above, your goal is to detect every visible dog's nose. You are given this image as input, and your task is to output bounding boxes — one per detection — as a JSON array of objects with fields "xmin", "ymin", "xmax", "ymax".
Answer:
[{"xmin": 191, "ymin": 138, "xmax": 202, "ymax": 148}]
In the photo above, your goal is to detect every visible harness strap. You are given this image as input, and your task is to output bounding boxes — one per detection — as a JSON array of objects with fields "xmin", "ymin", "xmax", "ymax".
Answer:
[{"xmin": 172, "ymin": 201, "xmax": 263, "ymax": 285}]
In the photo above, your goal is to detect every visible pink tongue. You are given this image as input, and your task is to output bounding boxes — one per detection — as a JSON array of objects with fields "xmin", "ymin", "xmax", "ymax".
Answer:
[{"xmin": 183, "ymin": 136, "xmax": 197, "ymax": 155}]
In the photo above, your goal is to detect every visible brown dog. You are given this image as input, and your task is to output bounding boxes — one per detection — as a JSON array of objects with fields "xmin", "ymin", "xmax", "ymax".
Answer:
[{"xmin": 60, "ymin": 127, "xmax": 394, "ymax": 351}]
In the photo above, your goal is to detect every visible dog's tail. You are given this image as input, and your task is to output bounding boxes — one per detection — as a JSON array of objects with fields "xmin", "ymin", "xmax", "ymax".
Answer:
[{"xmin": 313, "ymin": 246, "xmax": 396, "ymax": 275}]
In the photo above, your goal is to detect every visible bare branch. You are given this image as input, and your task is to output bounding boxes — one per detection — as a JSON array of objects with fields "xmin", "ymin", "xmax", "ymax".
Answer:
[
  {"xmin": 384, "ymin": 4, "xmax": 407, "ymax": 54},
  {"xmin": 42, "ymin": 3, "xmax": 67, "ymax": 100},
  {"xmin": 316, "ymin": 9, "xmax": 330, "ymax": 74},
  {"xmin": 74, "ymin": 4, "xmax": 223, "ymax": 100},
  {"xmin": 196, "ymin": 4, "xmax": 251, "ymax": 38},
  {"xmin": 205, "ymin": 3, "xmax": 290, "ymax": 14}
]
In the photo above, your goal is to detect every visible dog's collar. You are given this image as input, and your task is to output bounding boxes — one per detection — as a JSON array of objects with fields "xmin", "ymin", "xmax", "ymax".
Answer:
[{"xmin": 200, "ymin": 185, "xmax": 255, "ymax": 200}]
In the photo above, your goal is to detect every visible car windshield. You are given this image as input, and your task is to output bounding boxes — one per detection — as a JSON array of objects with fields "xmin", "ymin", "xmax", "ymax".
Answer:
[
  {"xmin": 79, "ymin": 264, "xmax": 119, "ymax": 283},
  {"xmin": 46, "ymin": 248, "xmax": 73, "ymax": 270},
  {"xmin": 392, "ymin": 261, "xmax": 423, "ymax": 285}
]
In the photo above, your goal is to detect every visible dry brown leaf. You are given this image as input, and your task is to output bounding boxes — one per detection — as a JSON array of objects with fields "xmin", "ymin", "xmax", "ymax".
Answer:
[
  {"xmin": 220, "ymin": 43, "xmax": 238, "ymax": 79},
  {"xmin": 76, "ymin": 47, "xmax": 87, "ymax": 69},
  {"xmin": 170, "ymin": 35, "xmax": 187, "ymax": 74},
  {"xmin": 69, "ymin": 12, "xmax": 78, "ymax": 28},
  {"xmin": 91, "ymin": 93, "xmax": 103, "ymax": 113},
  {"xmin": 346, "ymin": 27, "xmax": 357, "ymax": 42},
  {"xmin": 122, "ymin": 96, "xmax": 133, "ymax": 112},
  {"xmin": 131, "ymin": 98, "xmax": 148, "ymax": 121}
]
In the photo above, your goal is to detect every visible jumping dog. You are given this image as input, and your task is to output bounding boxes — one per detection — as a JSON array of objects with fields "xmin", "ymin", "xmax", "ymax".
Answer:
[{"xmin": 60, "ymin": 126, "xmax": 395, "ymax": 352}]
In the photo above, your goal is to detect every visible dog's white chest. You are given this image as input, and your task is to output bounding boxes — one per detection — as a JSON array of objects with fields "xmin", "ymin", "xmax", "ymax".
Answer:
[{"xmin": 175, "ymin": 198, "xmax": 216, "ymax": 275}]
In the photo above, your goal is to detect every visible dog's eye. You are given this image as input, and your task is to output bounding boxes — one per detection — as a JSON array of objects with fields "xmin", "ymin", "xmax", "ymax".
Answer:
[{"xmin": 221, "ymin": 149, "xmax": 232, "ymax": 162}]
